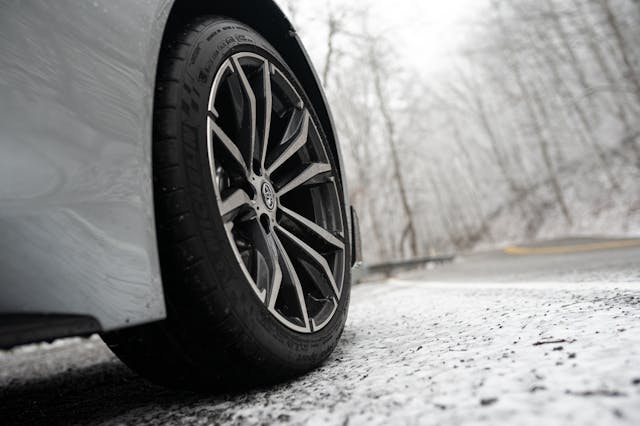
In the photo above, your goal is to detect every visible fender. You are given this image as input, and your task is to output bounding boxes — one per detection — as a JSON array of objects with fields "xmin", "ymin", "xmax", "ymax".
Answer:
[
  {"xmin": 164, "ymin": 0, "xmax": 352, "ymax": 238},
  {"xmin": 0, "ymin": 0, "xmax": 354, "ymax": 344}
]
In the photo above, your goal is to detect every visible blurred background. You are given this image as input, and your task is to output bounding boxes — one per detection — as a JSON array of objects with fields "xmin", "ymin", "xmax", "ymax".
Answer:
[{"xmin": 276, "ymin": 0, "xmax": 640, "ymax": 263}]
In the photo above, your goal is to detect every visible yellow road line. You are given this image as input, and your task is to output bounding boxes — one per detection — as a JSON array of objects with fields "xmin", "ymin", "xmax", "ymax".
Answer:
[{"xmin": 503, "ymin": 239, "xmax": 640, "ymax": 255}]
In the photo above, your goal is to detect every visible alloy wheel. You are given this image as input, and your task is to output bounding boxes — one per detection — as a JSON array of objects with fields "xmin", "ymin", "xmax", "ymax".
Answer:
[{"xmin": 206, "ymin": 52, "xmax": 346, "ymax": 333}]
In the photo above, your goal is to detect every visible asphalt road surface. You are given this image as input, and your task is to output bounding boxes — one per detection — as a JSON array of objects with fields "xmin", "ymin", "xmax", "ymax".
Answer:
[{"xmin": 1, "ymin": 237, "xmax": 639, "ymax": 425}]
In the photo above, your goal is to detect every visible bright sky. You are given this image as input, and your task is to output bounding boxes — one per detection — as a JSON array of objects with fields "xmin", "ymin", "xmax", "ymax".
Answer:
[
  {"xmin": 363, "ymin": 0, "xmax": 486, "ymax": 72},
  {"xmin": 278, "ymin": 0, "xmax": 488, "ymax": 76}
]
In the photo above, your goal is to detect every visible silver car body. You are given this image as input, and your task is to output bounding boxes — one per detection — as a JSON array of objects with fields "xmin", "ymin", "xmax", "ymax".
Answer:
[{"xmin": 0, "ymin": 0, "xmax": 352, "ymax": 337}]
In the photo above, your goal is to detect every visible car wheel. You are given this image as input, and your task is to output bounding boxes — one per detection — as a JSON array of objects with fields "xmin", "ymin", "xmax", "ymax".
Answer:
[{"xmin": 103, "ymin": 16, "xmax": 351, "ymax": 390}]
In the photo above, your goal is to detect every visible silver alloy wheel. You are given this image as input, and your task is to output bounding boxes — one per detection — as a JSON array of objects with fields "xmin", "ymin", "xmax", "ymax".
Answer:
[{"xmin": 206, "ymin": 52, "xmax": 346, "ymax": 333}]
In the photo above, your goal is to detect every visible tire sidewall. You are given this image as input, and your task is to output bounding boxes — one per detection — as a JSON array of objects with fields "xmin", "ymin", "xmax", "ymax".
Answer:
[{"xmin": 169, "ymin": 18, "xmax": 351, "ymax": 370}]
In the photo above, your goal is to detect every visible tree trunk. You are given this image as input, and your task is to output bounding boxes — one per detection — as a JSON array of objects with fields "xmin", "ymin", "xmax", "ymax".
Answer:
[
  {"xmin": 427, "ymin": 171, "xmax": 459, "ymax": 248},
  {"xmin": 597, "ymin": 0, "xmax": 640, "ymax": 104},
  {"xmin": 493, "ymin": 1, "xmax": 573, "ymax": 224},
  {"xmin": 525, "ymin": 20, "xmax": 622, "ymax": 190},
  {"xmin": 543, "ymin": 0, "xmax": 598, "ymax": 113},
  {"xmin": 573, "ymin": 0, "xmax": 639, "ymax": 163},
  {"xmin": 333, "ymin": 76, "xmax": 392, "ymax": 261},
  {"xmin": 449, "ymin": 114, "xmax": 495, "ymax": 242},
  {"xmin": 369, "ymin": 44, "xmax": 419, "ymax": 257},
  {"xmin": 322, "ymin": 11, "xmax": 339, "ymax": 88}
]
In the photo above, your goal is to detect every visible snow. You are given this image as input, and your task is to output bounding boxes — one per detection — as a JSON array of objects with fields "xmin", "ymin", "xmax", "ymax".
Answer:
[
  {"xmin": 2, "ymin": 275, "xmax": 639, "ymax": 425},
  {"xmin": 274, "ymin": 280, "xmax": 640, "ymax": 425}
]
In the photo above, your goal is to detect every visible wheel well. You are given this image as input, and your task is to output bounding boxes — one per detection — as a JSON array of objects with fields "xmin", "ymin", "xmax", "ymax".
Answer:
[{"xmin": 160, "ymin": 0, "xmax": 344, "ymax": 184}]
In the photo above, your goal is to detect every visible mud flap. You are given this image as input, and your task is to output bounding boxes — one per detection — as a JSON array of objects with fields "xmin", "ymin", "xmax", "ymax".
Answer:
[{"xmin": 351, "ymin": 206, "xmax": 362, "ymax": 268}]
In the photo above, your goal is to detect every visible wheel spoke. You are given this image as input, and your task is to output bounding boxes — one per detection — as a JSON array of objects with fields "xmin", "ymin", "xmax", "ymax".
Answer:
[
  {"xmin": 267, "ymin": 110, "xmax": 310, "ymax": 175},
  {"xmin": 208, "ymin": 116, "xmax": 248, "ymax": 174},
  {"xmin": 279, "ymin": 206, "xmax": 344, "ymax": 250},
  {"xmin": 277, "ymin": 162, "xmax": 331, "ymax": 196},
  {"xmin": 220, "ymin": 189, "xmax": 252, "ymax": 218},
  {"xmin": 273, "ymin": 232, "xmax": 311, "ymax": 331},
  {"xmin": 250, "ymin": 221, "xmax": 282, "ymax": 307},
  {"xmin": 260, "ymin": 61, "xmax": 273, "ymax": 169},
  {"xmin": 207, "ymin": 59, "xmax": 232, "ymax": 117},
  {"xmin": 275, "ymin": 224, "xmax": 340, "ymax": 298},
  {"xmin": 207, "ymin": 52, "xmax": 345, "ymax": 333},
  {"xmin": 231, "ymin": 56, "xmax": 257, "ymax": 172}
]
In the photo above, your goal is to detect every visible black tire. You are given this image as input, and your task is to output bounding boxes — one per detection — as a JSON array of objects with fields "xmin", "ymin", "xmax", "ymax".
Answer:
[{"xmin": 102, "ymin": 16, "xmax": 351, "ymax": 391}]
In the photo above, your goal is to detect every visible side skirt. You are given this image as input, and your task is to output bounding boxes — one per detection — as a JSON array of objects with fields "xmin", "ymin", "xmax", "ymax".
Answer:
[{"xmin": 0, "ymin": 314, "xmax": 102, "ymax": 349}]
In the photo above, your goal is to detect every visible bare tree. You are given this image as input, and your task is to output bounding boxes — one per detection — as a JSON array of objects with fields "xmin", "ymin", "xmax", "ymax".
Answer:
[
  {"xmin": 491, "ymin": 0, "xmax": 573, "ymax": 224},
  {"xmin": 334, "ymin": 75, "xmax": 393, "ymax": 260},
  {"xmin": 596, "ymin": 0, "xmax": 640, "ymax": 104},
  {"xmin": 322, "ymin": 9, "xmax": 341, "ymax": 87},
  {"xmin": 368, "ymin": 40, "xmax": 419, "ymax": 257},
  {"xmin": 572, "ymin": 0, "xmax": 640, "ymax": 167},
  {"xmin": 286, "ymin": 0, "xmax": 640, "ymax": 261},
  {"xmin": 521, "ymin": 7, "xmax": 621, "ymax": 191}
]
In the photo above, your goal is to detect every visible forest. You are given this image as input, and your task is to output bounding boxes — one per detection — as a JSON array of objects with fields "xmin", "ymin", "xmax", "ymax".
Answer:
[{"xmin": 278, "ymin": 0, "xmax": 640, "ymax": 261}]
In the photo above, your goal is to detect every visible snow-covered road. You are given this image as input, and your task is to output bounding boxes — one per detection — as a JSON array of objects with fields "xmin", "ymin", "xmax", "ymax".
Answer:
[{"xmin": 2, "ymin": 238, "xmax": 640, "ymax": 425}]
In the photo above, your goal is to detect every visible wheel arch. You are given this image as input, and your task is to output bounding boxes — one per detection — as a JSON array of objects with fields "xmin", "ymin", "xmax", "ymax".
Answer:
[{"xmin": 157, "ymin": 0, "xmax": 351, "ymax": 233}]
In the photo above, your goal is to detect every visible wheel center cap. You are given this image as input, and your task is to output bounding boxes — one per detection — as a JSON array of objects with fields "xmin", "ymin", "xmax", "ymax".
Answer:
[{"xmin": 261, "ymin": 182, "xmax": 276, "ymax": 211}]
